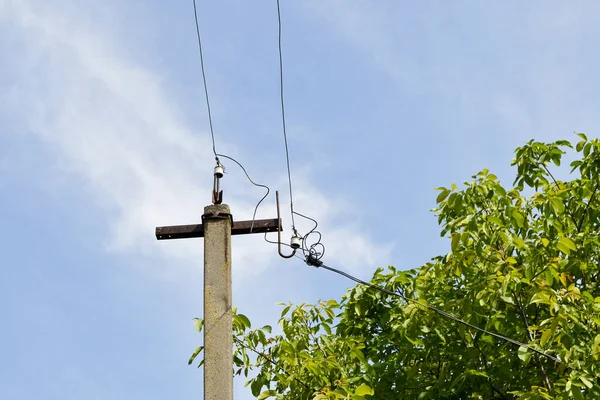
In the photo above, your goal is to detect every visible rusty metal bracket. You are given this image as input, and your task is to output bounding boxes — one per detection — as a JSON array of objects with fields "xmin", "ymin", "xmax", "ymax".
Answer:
[
  {"xmin": 212, "ymin": 176, "xmax": 223, "ymax": 204},
  {"xmin": 156, "ymin": 217, "xmax": 280, "ymax": 240},
  {"xmin": 212, "ymin": 190, "xmax": 223, "ymax": 205},
  {"xmin": 276, "ymin": 191, "xmax": 296, "ymax": 259},
  {"xmin": 202, "ymin": 211, "xmax": 233, "ymax": 226}
]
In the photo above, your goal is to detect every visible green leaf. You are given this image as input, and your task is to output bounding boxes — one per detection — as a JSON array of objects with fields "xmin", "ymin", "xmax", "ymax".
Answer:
[
  {"xmin": 552, "ymin": 156, "xmax": 561, "ymax": 166},
  {"xmin": 557, "ymin": 237, "xmax": 576, "ymax": 255},
  {"xmin": 505, "ymin": 256, "xmax": 517, "ymax": 265},
  {"xmin": 238, "ymin": 314, "xmax": 252, "ymax": 329},
  {"xmin": 580, "ymin": 376, "xmax": 594, "ymax": 389},
  {"xmin": 496, "ymin": 184, "xmax": 507, "ymax": 196},
  {"xmin": 550, "ymin": 197, "xmax": 565, "ymax": 214},
  {"xmin": 351, "ymin": 348, "xmax": 366, "ymax": 363},
  {"xmin": 518, "ymin": 346, "xmax": 531, "ymax": 363},
  {"xmin": 193, "ymin": 318, "xmax": 203, "ymax": 333},
  {"xmin": 188, "ymin": 346, "xmax": 203, "ymax": 365},
  {"xmin": 512, "ymin": 210, "xmax": 525, "ymax": 228},
  {"xmin": 257, "ymin": 390, "xmax": 277, "ymax": 399},
  {"xmin": 305, "ymin": 362, "xmax": 320, "ymax": 376},
  {"xmin": 513, "ymin": 236, "xmax": 525, "ymax": 249},
  {"xmin": 355, "ymin": 383, "xmax": 374, "ymax": 396},
  {"xmin": 488, "ymin": 216, "xmax": 503, "ymax": 226},
  {"xmin": 541, "ymin": 238, "xmax": 549, "ymax": 247},
  {"xmin": 451, "ymin": 234, "xmax": 460, "ymax": 252},
  {"xmin": 540, "ymin": 329, "xmax": 552, "ymax": 347},
  {"xmin": 355, "ymin": 302, "xmax": 365, "ymax": 316},
  {"xmin": 572, "ymin": 386, "xmax": 585, "ymax": 400},
  {"xmin": 436, "ymin": 189, "xmax": 451, "ymax": 203},
  {"xmin": 466, "ymin": 369, "xmax": 489, "ymax": 378}
]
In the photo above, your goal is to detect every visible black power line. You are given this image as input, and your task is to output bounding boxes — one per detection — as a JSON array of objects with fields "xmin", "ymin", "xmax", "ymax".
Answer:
[
  {"xmin": 275, "ymin": 0, "xmax": 296, "ymax": 232},
  {"xmin": 300, "ymin": 257, "xmax": 562, "ymax": 364},
  {"xmin": 293, "ymin": 211, "xmax": 325, "ymax": 261},
  {"xmin": 192, "ymin": 3, "xmax": 271, "ymax": 222},
  {"xmin": 192, "ymin": 0, "xmax": 218, "ymax": 162},
  {"xmin": 216, "ymin": 153, "xmax": 270, "ymax": 232}
]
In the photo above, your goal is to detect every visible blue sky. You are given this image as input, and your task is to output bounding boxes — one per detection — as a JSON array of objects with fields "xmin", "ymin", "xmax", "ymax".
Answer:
[{"xmin": 1, "ymin": 1, "xmax": 599, "ymax": 398}]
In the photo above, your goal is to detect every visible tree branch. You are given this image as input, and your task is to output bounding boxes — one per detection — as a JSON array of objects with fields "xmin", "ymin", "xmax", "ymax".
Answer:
[
  {"xmin": 577, "ymin": 183, "xmax": 599, "ymax": 232},
  {"xmin": 233, "ymin": 336, "xmax": 312, "ymax": 391},
  {"xmin": 473, "ymin": 338, "xmax": 511, "ymax": 400},
  {"xmin": 512, "ymin": 293, "xmax": 552, "ymax": 391},
  {"xmin": 541, "ymin": 164, "xmax": 579, "ymax": 229}
]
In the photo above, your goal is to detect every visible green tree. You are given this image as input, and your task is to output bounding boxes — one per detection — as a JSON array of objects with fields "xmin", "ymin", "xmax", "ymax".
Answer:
[{"xmin": 190, "ymin": 136, "xmax": 600, "ymax": 399}]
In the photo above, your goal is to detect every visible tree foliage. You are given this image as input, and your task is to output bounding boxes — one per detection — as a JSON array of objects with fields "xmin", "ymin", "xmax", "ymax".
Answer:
[{"xmin": 190, "ymin": 136, "xmax": 600, "ymax": 399}]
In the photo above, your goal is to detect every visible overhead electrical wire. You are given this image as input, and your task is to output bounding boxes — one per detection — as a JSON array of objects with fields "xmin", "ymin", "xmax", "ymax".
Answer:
[
  {"xmin": 263, "ymin": 209, "xmax": 326, "ymax": 261},
  {"xmin": 275, "ymin": 0, "xmax": 297, "ymax": 232},
  {"xmin": 191, "ymin": 0, "xmax": 322, "ymax": 251},
  {"xmin": 192, "ymin": 2, "xmax": 269, "ymax": 222},
  {"xmin": 274, "ymin": 0, "xmax": 325, "ymax": 259},
  {"xmin": 293, "ymin": 211, "xmax": 325, "ymax": 261},
  {"xmin": 298, "ymin": 257, "xmax": 562, "ymax": 364},
  {"xmin": 193, "ymin": 0, "xmax": 218, "ymax": 162},
  {"xmin": 216, "ymin": 153, "xmax": 270, "ymax": 232}
]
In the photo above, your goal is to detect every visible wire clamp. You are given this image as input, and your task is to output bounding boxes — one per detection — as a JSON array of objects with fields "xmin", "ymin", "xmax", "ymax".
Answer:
[{"xmin": 306, "ymin": 254, "xmax": 323, "ymax": 267}]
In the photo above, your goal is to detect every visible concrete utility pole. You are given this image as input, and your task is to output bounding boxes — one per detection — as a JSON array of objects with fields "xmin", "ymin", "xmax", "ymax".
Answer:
[
  {"xmin": 155, "ymin": 166, "xmax": 281, "ymax": 400},
  {"xmin": 203, "ymin": 202, "xmax": 232, "ymax": 399}
]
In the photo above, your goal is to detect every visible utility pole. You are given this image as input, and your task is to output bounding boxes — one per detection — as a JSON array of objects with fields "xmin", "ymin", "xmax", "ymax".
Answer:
[
  {"xmin": 155, "ymin": 165, "xmax": 281, "ymax": 400},
  {"xmin": 202, "ymin": 201, "xmax": 232, "ymax": 399}
]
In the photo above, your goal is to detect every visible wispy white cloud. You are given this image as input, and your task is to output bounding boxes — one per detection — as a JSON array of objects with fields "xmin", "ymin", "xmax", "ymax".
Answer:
[
  {"xmin": 2, "ymin": 0, "xmax": 392, "ymax": 278},
  {"xmin": 300, "ymin": 0, "xmax": 600, "ymax": 141}
]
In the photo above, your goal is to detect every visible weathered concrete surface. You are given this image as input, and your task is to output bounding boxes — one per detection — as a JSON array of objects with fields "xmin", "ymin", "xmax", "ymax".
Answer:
[{"xmin": 203, "ymin": 204, "xmax": 233, "ymax": 400}]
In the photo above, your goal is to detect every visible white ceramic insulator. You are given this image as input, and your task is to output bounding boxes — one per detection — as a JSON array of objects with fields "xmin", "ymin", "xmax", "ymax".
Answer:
[{"xmin": 290, "ymin": 235, "xmax": 301, "ymax": 249}]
